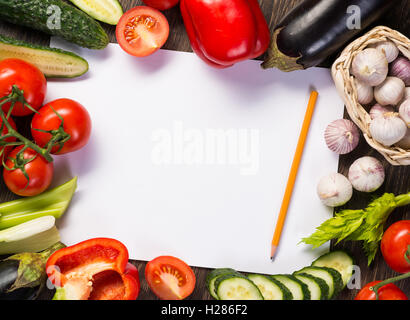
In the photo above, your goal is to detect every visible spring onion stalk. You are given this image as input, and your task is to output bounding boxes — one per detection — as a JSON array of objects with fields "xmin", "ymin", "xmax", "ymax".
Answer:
[
  {"xmin": 0, "ymin": 177, "xmax": 77, "ymax": 230},
  {"xmin": 0, "ymin": 216, "xmax": 60, "ymax": 255}
]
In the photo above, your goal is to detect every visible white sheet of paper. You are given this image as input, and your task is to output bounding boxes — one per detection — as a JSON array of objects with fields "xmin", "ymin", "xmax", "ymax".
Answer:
[{"xmin": 48, "ymin": 38, "xmax": 343, "ymax": 274}]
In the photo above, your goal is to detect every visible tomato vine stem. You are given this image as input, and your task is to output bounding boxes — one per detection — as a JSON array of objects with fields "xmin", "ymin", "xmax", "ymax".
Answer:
[{"xmin": 370, "ymin": 272, "xmax": 410, "ymax": 300}]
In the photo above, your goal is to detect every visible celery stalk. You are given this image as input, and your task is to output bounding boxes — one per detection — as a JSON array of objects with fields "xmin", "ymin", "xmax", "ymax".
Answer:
[{"xmin": 0, "ymin": 177, "xmax": 77, "ymax": 230}]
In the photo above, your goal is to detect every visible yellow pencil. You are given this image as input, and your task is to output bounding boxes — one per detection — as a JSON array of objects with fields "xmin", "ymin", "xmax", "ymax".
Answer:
[{"xmin": 271, "ymin": 90, "xmax": 319, "ymax": 260}]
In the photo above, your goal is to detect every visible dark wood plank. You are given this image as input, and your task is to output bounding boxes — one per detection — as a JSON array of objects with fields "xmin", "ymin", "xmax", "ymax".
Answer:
[{"xmin": 0, "ymin": 0, "xmax": 409, "ymax": 300}]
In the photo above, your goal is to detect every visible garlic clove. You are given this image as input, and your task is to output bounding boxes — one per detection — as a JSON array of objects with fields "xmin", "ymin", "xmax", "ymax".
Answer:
[
  {"xmin": 369, "ymin": 104, "xmax": 394, "ymax": 120},
  {"xmin": 369, "ymin": 41, "xmax": 399, "ymax": 63},
  {"xmin": 351, "ymin": 48, "xmax": 388, "ymax": 86},
  {"xmin": 369, "ymin": 112, "xmax": 407, "ymax": 146},
  {"xmin": 348, "ymin": 156, "xmax": 385, "ymax": 193},
  {"xmin": 317, "ymin": 173, "xmax": 353, "ymax": 207},
  {"xmin": 374, "ymin": 76, "xmax": 405, "ymax": 106},
  {"xmin": 324, "ymin": 119, "xmax": 360, "ymax": 154},
  {"xmin": 398, "ymin": 99, "xmax": 410, "ymax": 127},
  {"xmin": 354, "ymin": 78, "xmax": 374, "ymax": 105}
]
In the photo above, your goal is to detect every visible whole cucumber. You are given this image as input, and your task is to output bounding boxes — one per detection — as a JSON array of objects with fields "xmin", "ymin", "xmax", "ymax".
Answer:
[
  {"xmin": 262, "ymin": 0, "xmax": 398, "ymax": 71},
  {"xmin": 0, "ymin": 0, "xmax": 109, "ymax": 50}
]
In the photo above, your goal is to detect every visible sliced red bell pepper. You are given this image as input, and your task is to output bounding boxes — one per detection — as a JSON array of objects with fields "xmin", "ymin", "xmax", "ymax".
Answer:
[
  {"xmin": 180, "ymin": 0, "xmax": 270, "ymax": 68},
  {"xmin": 46, "ymin": 238, "xmax": 139, "ymax": 300}
]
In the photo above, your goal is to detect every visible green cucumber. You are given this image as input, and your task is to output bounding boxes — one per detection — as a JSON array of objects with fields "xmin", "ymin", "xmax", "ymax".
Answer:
[
  {"xmin": 206, "ymin": 268, "xmax": 239, "ymax": 300},
  {"xmin": 0, "ymin": 34, "xmax": 88, "ymax": 78},
  {"xmin": 0, "ymin": 0, "xmax": 109, "ymax": 50},
  {"xmin": 270, "ymin": 275, "xmax": 310, "ymax": 300},
  {"xmin": 215, "ymin": 274, "xmax": 264, "ymax": 300},
  {"xmin": 312, "ymin": 250, "xmax": 354, "ymax": 287},
  {"xmin": 295, "ymin": 266, "xmax": 343, "ymax": 299},
  {"xmin": 68, "ymin": 0, "xmax": 123, "ymax": 25},
  {"xmin": 293, "ymin": 274, "xmax": 328, "ymax": 300},
  {"xmin": 248, "ymin": 274, "xmax": 292, "ymax": 300}
]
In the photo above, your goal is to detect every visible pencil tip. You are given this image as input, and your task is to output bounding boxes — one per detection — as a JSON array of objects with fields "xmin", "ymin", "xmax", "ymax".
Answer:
[{"xmin": 270, "ymin": 245, "xmax": 277, "ymax": 261}]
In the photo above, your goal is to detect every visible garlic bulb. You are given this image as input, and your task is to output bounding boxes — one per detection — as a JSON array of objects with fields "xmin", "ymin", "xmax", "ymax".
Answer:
[
  {"xmin": 369, "ymin": 104, "xmax": 394, "ymax": 120},
  {"xmin": 324, "ymin": 119, "xmax": 360, "ymax": 154},
  {"xmin": 369, "ymin": 112, "xmax": 407, "ymax": 146},
  {"xmin": 354, "ymin": 78, "xmax": 374, "ymax": 105},
  {"xmin": 348, "ymin": 157, "xmax": 385, "ymax": 193},
  {"xmin": 317, "ymin": 173, "xmax": 353, "ymax": 207},
  {"xmin": 351, "ymin": 48, "xmax": 388, "ymax": 86},
  {"xmin": 390, "ymin": 56, "xmax": 410, "ymax": 86},
  {"xmin": 374, "ymin": 77, "xmax": 405, "ymax": 106},
  {"xmin": 399, "ymin": 99, "xmax": 410, "ymax": 127},
  {"xmin": 395, "ymin": 129, "xmax": 410, "ymax": 149},
  {"xmin": 369, "ymin": 41, "xmax": 399, "ymax": 63},
  {"xmin": 404, "ymin": 87, "xmax": 410, "ymax": 101}
]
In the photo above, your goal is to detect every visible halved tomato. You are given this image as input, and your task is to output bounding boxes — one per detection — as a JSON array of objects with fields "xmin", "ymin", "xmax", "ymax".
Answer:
[
  {"xmin": 145, "ymin": 256, "xmax": 196, "ymax": 300},
  {"xmin": 116, "ymin": 6, "xmax": 169, "ymax": 57}
]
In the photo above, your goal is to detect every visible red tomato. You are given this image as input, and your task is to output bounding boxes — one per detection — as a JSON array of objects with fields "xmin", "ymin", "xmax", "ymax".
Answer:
[
  {"xmin": 31, "ymin": 99, "xmax": 92, "ymax": 155},
  {"xmin": 142, "ymin": 0, "xmax": 179, "ymax": 10},
  {"xmin": 354, "ymin": 281, "xmax": 408, "ymax": 300},
  {"xmin": 381, "ymin": 220, "xmax": 410, "ymax": 274},
  {"xmin": 116, "ymin": 6, "xmax": 169, "ymax": 57},
  {"xmin": 0, "ymin": 116, "xmax": 17, "ymax": 163},
  {"xmin": 0, "ymin": 59, "xmax": 47, "ymax": 116},
  {"xmin": 3, "ymin": 146, "xmax": 53, "ymax": 197},
  {"xmin": 145, "ymin": 256, "xmax": 196, "ymax": 300}
]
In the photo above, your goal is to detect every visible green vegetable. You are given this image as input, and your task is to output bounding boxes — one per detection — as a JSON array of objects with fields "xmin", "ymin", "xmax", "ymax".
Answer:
[
  {"xmin": 0, "ymin": 216, "xmax": 60, "ymax": 254},
  {"xmin": 206, "ymin": 268, "xmax": 239, "ymax": 299},
  {"xmin": 270, "ymin": 274, "xmax": 310, "ymax": 300},
  {"xmin": 68, "ymin": 0, "xmax": 123, "ymax": 25},
  {"xmin": 301, "ymin": 192, "xmax": 410, "ymax": 265},
  {"xmin": 0, "ymin": 177, "xmax": 77, "ymax": 230},
  {"xmin": 293, "ymin": 274, "xmax": 328, "ymax": 300},
  {"xmin": 215, "ymin": 274, "xmax": 264, "ymax": 300},
  {"xmin": 248, "ymin": 274, "xmax": 292, "ymax": 300},
  {"xmin": 0, "ymin": 0, "xmax": 109, "ymax": 50},
  {"xmin": 311, "ymin": 250, "xmax": 354, "ymax": 287},
  {"xmin": 0, "ymin": 34, "xmax": 88, "ymax": 78}
]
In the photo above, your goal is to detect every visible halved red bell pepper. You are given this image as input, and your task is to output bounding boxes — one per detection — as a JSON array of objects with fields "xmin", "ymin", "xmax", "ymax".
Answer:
[
  {"xmin": 46, "ymin": 238, "xmax": 140, "ymax": 300},
  {"xmin": 180, "ymin": 0, "xmax": 270, "ymax": 68}
]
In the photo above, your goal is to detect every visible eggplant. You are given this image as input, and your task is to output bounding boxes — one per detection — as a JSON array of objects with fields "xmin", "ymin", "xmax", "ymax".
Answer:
[
  {"xmin": 0, "ymin": 242, "xmax": 64, "ymax": 300},
  {"xmin": 262, "ymin": 0, "xmax": 398, "ymax": 71}
]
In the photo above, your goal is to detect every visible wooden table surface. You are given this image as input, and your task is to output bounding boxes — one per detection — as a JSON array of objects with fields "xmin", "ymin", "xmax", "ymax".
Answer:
[{"xmin": 0, "ymin": 0, "xmax": 409, "ymax": 300}]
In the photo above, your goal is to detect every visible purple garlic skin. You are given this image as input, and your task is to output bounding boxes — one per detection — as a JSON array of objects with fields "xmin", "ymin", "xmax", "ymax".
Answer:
[
  {"xmin": 390, "ymin": 56, "xmax": 410, "ymax": 86},
  {"xmin": 325, "ymin": 119, "xmax": 360, "ymax": 154}
]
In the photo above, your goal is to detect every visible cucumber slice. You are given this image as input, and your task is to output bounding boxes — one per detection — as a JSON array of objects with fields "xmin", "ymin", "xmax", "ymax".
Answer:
[
  {"xmin": 271, "ymin": 275, "xmax": 310, "ymax": 300},
  {"xmin": 293, "ymin": 274, "xmax": 328, "ymax": 300},
  {"xmin": 248, "ymin": 274, "xmax": 292, "ymax": 300},
  {"xmin": 295, "ymin": 266, "xmax": 343, "ymax": 299},
  {"xmin": 215, "ymin": 274, "xmax": 264, "ymax": 300},
  {"xmin": 312, "ymin": 250, "xmax": 354, "ymax": 287},
  {"xmin": 0, "ymin": 34, "xmax": 88, "ymax": 78},
  {"xmin": 206, "ymin": 268, "xmax": 239, "ymax": 300},
  {"xmin": 69, "ymin": 0, "xmax": 123, "ymax": 25}
]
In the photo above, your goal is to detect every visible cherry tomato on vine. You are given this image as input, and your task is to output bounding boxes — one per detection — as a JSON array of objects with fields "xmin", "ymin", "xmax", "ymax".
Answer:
[
  {"xmin": 381, "ymin": 220, "xmax": 410, "ymax": 274},
  {"xmin": 0, "ymin": 116, "xmax": 17, "ymax": 163},
  {"xmin": 3, "ymin": 146, "xmax": 53, "ymax": 197},
  {"xmin": 0, "ymin": 59, "xmax": 47, "ymax": 116},
  {"xmin": 31, "ymin": 99, "xmax": 92, "ymax": 155},
  {"xmin": 354, "ymin": 281, "xmax": 408, "ymax": 300},
  {"xmin": 142, "ymin": 0, "xmax": 179, "ymax": 11},
  {"xmin": 145, "ymin": 256, "xmax": 196, "ymax": 300},
  {"xmin": 116, "ymin": 6, "xmax": 169, "ymax": 57}
]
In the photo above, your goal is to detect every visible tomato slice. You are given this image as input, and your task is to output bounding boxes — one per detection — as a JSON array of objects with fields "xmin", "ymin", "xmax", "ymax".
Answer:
[
  {"xmin": 116, "ymin": 6, "xmax": 169, "ymax": 57},
  {"xmin": 145, "ymin": 256, "xmax": 196, "ymax": 300}
]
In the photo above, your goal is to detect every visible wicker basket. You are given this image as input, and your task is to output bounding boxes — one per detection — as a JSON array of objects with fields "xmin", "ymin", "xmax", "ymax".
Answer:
[{"xmin": 331, "ymin": 26, "xmax": 410, "ymax": 166}]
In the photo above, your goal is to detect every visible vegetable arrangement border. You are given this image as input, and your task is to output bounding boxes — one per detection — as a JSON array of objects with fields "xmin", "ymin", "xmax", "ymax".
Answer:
[{"xmin": 332, "ymin": 26, "xmax": 410, "ymax": 166}]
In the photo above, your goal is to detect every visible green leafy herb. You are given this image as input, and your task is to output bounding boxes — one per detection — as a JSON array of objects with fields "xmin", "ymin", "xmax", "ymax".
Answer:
[{"xmin": 302, "ymin": 192, "xmax": 410, "ymax": 265}]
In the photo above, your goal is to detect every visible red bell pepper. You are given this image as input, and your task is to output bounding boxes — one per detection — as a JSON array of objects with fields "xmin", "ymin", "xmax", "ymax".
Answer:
[
  {"xmin": 180, "ymin": 0, "xmax": 270, "ymax": 68},
  {"xmin": 46, "ymin": 238, "xmax": 140, "ymax": 300}
]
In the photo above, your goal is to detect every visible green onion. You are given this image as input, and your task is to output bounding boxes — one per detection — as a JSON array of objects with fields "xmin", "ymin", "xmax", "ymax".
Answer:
[
  {"xmin": 0, "ymin": 177, "xmax": 77, "ymax": 230},
  {"xmin": 0, "ymin": 216, "xmax": 60, "ymax": 254}
]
